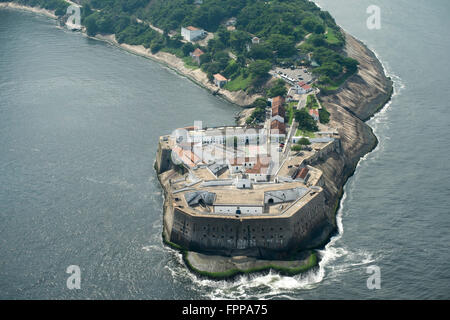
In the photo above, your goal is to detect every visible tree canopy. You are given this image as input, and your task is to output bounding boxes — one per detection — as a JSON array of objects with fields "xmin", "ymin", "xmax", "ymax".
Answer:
[
  {"xmin": 295, "ymin": 109, "xmax": 318, "ymax": 132},
  {"xmin": 38, "ymin": 0, "xmax": 358, "ymax": 93}
]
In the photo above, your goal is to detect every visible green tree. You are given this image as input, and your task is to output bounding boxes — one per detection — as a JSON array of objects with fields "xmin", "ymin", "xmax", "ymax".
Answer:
[
  {"xmin": 291, "ymin": 145, "xmax": 303, "ymax": 152},
  {"xmin": 268, "ymin": 81, "xmax": 287, "ymax": 98},
  {"xmin": 199, "ymin": 52, "xmax": 212, "ymax": 65},
  {"xmin": 249, "ymin": 45, "xmax": 274, "ymax": 60},
  {"xmin": 251, "ymin": 97, "xmax": 268, "ymax": 109},
  {"xmin": 84, "ymin": 15, "xmax": 98, "ymax": 36},
  {"xmin": 295, "ymin": 109, "xmax": 318, "ymax": 132},
  {"xmin": 230, "ymin": 30, "xmax": 251, "ymax": 53},
  {"xmin": 248, "ymin": 60, "xmax": 272, "ymax": 79},
  {"xmin": 297, "ymin": 137, "xmax": 311, "ymax": 146},
  {"xmin": 182, "ymin": 42, "xmax": 195, "ymax": 56},
  {"xmin": 213, "ymin": 51, "xmax": 230, "ymax": 70},
  {"xmin": 268, "ymin": 34, "xmax": 296, "ymax": 58},
  {"xmin": 319, "ymin": 107, "xmax": 330, "ymax": 124}
]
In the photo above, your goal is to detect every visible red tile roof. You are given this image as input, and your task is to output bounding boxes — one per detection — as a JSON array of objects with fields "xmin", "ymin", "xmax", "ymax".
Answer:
[
  {"xmin": 272, "ymin": 96, "xmax": 285, "ymax": 107},
  {"xmin": 296, "ymin": 167, "xmax": 309, "ymax": 180},
  {"xmin": 270, "ymin": 120, "xmax": 286, "ymax": 135},
  {"xmin": 309, "ymin": 109, "xmax": 319, "ymax": 118},
  {"xmin": 272, "ymin": 105, "xmax": 285, "ymax": 118},
  {"xmin": 192, "ymin": 48, "xmax": 204, "ymax": 57},
  {"xmin": 186, "ymin": 26, "xmax": 200, "ymax": 31},
  {"xmin": 172, "ymin": 145, "xmax": 201, "ymax": 168},
  {"xmin": 229, "ymin": 157, "xmax": 253, "ymax": 166},
  {"xmin": 301, "ymin": 84, "xmax": 312, "ymax": 90},
  {"xmin": 214, "ymin": 73, "xmax": 228, "ymax": 81}
]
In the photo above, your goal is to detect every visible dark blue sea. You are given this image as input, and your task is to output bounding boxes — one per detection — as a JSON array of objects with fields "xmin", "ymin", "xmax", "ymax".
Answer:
[{"xmin": 0, "ymin": 0, "xmax": 449, "ymax": 299}]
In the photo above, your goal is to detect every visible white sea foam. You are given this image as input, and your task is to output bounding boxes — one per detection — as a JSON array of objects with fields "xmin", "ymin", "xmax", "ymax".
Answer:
[
  {"xmin": 161, "ymin": 155, "xmax": 380, "ymax": 299},
  {"xmin": 141, "ymin": 245, "xmax": 164, "ymax": 253}
]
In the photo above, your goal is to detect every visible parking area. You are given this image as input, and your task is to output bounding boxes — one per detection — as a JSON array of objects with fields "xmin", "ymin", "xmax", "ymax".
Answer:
[{"xmin": 272, "ymin": 67, "xmax": 313, "ymax": 84}]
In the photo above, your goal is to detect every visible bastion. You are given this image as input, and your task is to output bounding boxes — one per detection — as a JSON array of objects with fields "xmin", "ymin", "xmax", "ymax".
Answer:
[{"xmin": 155, "ymin": 125, "xmax": 342, "ymax": 277}]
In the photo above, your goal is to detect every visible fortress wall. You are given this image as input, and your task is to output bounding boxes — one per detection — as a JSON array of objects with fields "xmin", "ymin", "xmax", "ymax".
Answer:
[
  {"xmin": 169, "ymin": 190, "xmax": 330, "ymax": 259},
  {"xmin": 305, "ymin": 139, "xmax": 341, "ymax": 166},
  {"xmin": 155, "ymin": 140, "xmax": 172, "ymax": 174}
]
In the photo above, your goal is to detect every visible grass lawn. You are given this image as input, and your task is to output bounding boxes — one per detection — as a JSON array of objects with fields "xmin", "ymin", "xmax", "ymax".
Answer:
[
  {"xmin": 224, "ymin": 73, "xmax": 253, "ymax": 92},
  {"xmin": 286, "ymin": 103, "xmax": 295, "ymax": 125},
  {"xmin": 161, "ymin": 47, "xmax": 184, "ymax": 58},
  {"xmin": 318, "ymin": 72, "xmax": 353, "ymax": 93},
  {"xmin": 182, "ymin": 56, "xmax": 199, "ymax": 70},
  {"xmin": 325, "ymin": 28, "xmax": 343, "ymax": 46},
  {"xmin": 306, "ymin": 95, "xmax": 319, "ymax": 109},
  {"xmin": 295, "ymin": 129, "xmax": 316, "ymax": 138}
]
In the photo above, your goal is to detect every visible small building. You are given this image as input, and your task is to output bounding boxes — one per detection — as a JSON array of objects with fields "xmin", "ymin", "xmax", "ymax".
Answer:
[
  {"xmin": 181, "ymin": 26, "xmax": 206, "ymax": 42},
  {"xmin": 228, "ymin": 157, "xmax": 256, "ymax": 174},
  {"xmin": 252, "ymin": 37, "xmax": 260, "ymax": 44},
  {"xmin": 246, "ymin": 158, "xmax": 272, "ymax": 182},
  {"xmin": 311, "ymin": 60, "xmax": 320, "ymax": 67},
  {"xmin": 309, "ymin": 109, "xmax": 320, "ymax": 121},
  {"xmin": 213, "ymin": 204, "xmax": 262, "ymax": 215},
  {"xmin": 190, "ymin": 48, "xmax": 204, "ymax": 65},
  {"xmin": 213, "ymin": 73, "xmax": 228, "ymax": 88},
  {"xmin": 271, "ymin": 104, "xmax": 285, "ymax": 123},
  {"xmin": 271, "ymin": 96, "xmax": 285, "ymax": 108},
  {"xmin": 295, "ymin": 167, "xmax": 310, "ymax": 182},
  {"xmin": 226, "ymin": 17, "xmax": 237, "ymax": 26},
  {"xmin": 194, "ymin": 0, "xmax": 203, "ymax": 4},
  {"xmin": 270, "ymin": 120, "xmax": 286, "ymax": 142},
  {"xmin": 235, "ymin": 178, "xmax": 252, "ymax": 189},
  {"xmin": 271, "ymin": 120, "xmax": 286, "ymax": 134},
  {"xmin": 293, "ymin": 81, "xmax": 313, "ymax": 94}
]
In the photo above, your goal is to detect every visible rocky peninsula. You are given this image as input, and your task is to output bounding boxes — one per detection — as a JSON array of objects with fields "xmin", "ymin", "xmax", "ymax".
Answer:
[
  {"xmin": 1, "ymin": 1, "xmax": 393, "ymax": 279},
  {"xmin": 154, "ymin": 28, "xmax": 392, "ymax": 278}
]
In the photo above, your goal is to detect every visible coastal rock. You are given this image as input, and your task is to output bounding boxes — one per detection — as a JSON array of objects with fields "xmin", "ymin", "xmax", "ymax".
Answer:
[
  {"xmin": 156, "ymin": 32, "xmax": 393, "ymax": 276},
  {"xmin": 314, "ymin": 32, "xmax": 393, "ymax": 231}
]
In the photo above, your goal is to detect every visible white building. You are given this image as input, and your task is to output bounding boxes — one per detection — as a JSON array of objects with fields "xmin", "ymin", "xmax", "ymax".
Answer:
[
  {"xmin": 228, "ymin": 157, "xmax": 256, "ymax": 174},
  {"xmin": 235, "ymin": 178, "xmax": 252, "ymax": 189},
  {"xmin": 181, "ymin": 26, "xmax": 206, "ymax": 42},
  {"xmin": 292, "ymin": 81, "xmax": 313, "ymax": 94},
  {"xmin": 213, "ymin": 204, "xmax": 263, "ymax": 215},
  {"xmin": 187, "ymin": 127, "xmax": 267, "ymax": 146},
  {"xmin": 213, "ymin": 73, "xmax": 228, "ymax": 88}
]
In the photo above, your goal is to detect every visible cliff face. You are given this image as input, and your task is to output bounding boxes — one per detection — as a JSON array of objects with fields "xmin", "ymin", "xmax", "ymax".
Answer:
[{"xmin": 314, "ymin": 33, "xmax": 393, "ymax": 222}]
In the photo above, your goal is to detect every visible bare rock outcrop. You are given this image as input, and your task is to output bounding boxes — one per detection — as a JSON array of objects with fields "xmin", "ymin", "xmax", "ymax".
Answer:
[{"xmin": 315, "ymin": 33, "xmax": 393, "ymax": 223}]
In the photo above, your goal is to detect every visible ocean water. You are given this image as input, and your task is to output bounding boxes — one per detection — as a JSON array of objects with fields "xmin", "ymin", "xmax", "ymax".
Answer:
[{"xmin": 0, "ymin": 0, "xmax": 449, "ymax": 299}]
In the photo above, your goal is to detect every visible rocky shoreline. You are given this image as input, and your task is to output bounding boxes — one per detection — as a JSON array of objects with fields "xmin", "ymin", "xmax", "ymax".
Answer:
[
  {"xmin": 0, "ymin": 2, "xmax": 57, "ymax": 18},
  {"xmin": 313, "ymin": 32, "xmax": 393, "ymax": 238},
  {"xmin": 0, "ymin": 2, "xmax": 260, "ymax": 107},
  {"xmin": 177, "ymin": 31, "xmax": 393, "ymax": 278},
  {"xmin": 92, "ymin": 34, "xmax": 262, "ymax": 107}
]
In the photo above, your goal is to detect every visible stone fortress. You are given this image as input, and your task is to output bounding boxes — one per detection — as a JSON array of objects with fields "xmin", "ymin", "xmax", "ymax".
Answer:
[{"xmin": 155, "ymin": 115, "xmax": 342, "ymax": 260}]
